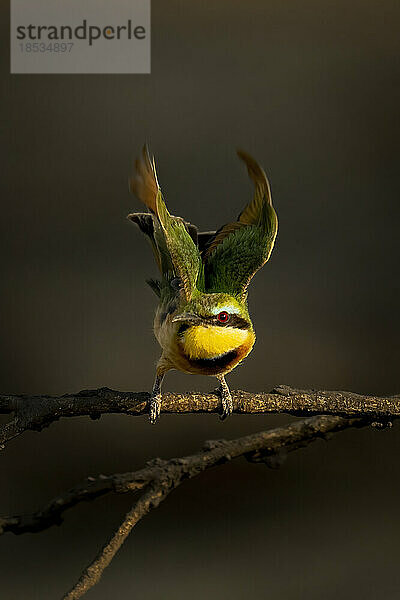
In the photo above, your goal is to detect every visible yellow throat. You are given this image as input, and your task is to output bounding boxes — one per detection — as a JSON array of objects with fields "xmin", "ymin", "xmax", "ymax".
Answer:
[{"xmin": 181, "ymin": 325, "xmax": 251, "ymax": 359}]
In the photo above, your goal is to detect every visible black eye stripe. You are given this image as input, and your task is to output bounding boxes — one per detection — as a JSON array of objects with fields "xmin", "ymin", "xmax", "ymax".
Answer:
[
  {"xmin": 227, "ymin": 315, "xmax": 250, "ymax": 329},
  {"xmin": 211, "ymin": 314, "xmax": 250, "ymax": 329},
  {"xmin": 177, "ymin": 315, "xmax": 250, "ymax": 332}
]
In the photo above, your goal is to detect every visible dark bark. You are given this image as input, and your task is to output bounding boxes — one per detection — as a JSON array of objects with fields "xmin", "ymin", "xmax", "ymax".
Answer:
[
  {"xmin": 2, "ymin": 414, "xmax": 371, "ymax": 599},
  {"xmin": 0, "ymin": 385, "xmax": 397, "ymax": 448},
  {"xmin": 1, "ymin": 384, "xmax": 397, "ymax": 598}
]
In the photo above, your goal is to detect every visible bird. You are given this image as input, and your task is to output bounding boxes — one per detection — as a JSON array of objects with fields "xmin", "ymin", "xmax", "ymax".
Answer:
[{"xmin": 127, "ymin": 146, "xmax": 278, "ymax": 423}]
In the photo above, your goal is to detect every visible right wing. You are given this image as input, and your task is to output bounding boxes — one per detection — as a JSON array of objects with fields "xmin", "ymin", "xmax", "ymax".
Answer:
[{"xmin": 203, "ymin": 150, "xmax": 278, "ymax": 299}]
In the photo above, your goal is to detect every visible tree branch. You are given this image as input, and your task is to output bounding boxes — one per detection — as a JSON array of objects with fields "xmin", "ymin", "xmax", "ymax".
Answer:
[
  {"xmin": 0, "ymin": 385, "xmax": 398, "ymax": 448},
  {"xmin": 2, "ymin": 414, "xmax": 370, "ymax": 598},
  {"xmin": 1, "ymin": 385, "xmax": 397, "ymax": 597},
  {"xmin": 2, "ymin": 413, "xmax": 367, "ymax": 537},
  {"xmin": 62, "ymin": 482, "xmax": 169, "ymax": 600}
]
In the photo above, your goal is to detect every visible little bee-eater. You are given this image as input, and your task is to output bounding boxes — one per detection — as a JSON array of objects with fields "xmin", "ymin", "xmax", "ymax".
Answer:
[{"xmin": 128, "ymin": 147, "xmax": 278, "ymax": 423}]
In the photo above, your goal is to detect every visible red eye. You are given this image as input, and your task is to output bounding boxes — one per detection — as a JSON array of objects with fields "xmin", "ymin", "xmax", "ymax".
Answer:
[{"xmin": 217, "ymin": 311, "xmax": 230, "ymax": 323}]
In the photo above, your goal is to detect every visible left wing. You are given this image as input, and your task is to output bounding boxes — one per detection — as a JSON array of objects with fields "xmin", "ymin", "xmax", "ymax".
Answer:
[
  {"xmin": 155, "ymin": 190, "xmax": 202, "ymax": 301},
  {"xmin": 203, "ymin": 150, "xmax": 278, "ymax": 299},
  {"xmin": 129, "ymin": 145, "xmax": 202, "ymax": 301}
]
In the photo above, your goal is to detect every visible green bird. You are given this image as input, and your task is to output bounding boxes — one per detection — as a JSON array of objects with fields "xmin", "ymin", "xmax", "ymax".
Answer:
[{"xmin": 128, "ymin": 146, "xmax": 278, "ymax": 423}]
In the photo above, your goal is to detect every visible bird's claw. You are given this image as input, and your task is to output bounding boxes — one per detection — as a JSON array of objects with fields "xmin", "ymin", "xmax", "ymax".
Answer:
[
  {"xmin": 218, "ymin": 387, "xmax": 233, "ymax": 421},
  {"xmin": 149, "ymin": 394, "xmax": 161, "ymax": 424}
]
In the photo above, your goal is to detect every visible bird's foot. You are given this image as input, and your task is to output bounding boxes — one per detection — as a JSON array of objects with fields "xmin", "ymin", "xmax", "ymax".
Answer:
[
  {"xmin": 149, "ymin": 372, "xmax": 164, "ymax": 424},
  {"xmin": 220, "ymin": 391, "xmax": 233, "ymax": 420},
  {"xmin": 216, "ymin": 377, "xmax": 233, "ymax": 421},
  {"xmin": 149, "ymin": 393, "xmax": 161, "ymax": 424}
]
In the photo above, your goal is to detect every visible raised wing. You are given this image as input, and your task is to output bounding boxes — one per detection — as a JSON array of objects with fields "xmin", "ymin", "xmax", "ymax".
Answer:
[
  {"xmin": 203, "ymin": 150, "xmax": 278, "ymax": 299},
  {"xmin": 155, "ymin": 191, "xmax": 202, "ymax": 301},
  {"xmin": 128, "ymin": 146, "xmax": 202, "ymax": 301}
]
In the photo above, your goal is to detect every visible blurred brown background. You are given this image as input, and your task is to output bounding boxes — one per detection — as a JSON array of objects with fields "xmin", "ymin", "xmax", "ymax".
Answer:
[{"xmin": 1, "ymin": 1, "xmax": 400, "ymax": 598}]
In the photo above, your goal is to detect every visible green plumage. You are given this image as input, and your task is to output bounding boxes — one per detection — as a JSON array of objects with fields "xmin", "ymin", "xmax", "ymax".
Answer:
[
  {"xmin": 128, "ymin": 146, "xmax": 277, "ymax": 305},
  {"xmin": 204, "ymin": 201, "xmax": 277, "ymax": 298},
  {"xmin": 127, "ymin": 145, "xmax": 278, "ymax": 423},
  {"xmin": 155, "ymin": 190, "xmax": 202, "ymax": 301}
]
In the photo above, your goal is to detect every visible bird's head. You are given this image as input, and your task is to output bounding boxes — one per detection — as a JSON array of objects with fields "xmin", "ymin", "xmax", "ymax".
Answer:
[{"xmin": 172, "ymin": 293, "xmax": 254, "ymax": 360}]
